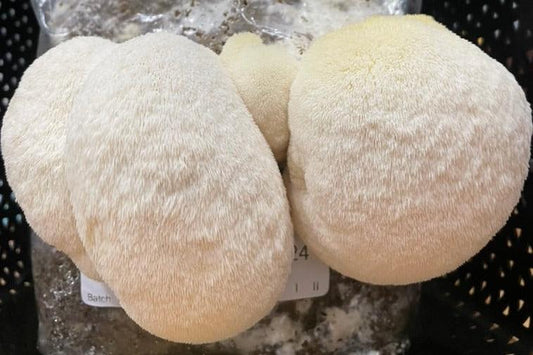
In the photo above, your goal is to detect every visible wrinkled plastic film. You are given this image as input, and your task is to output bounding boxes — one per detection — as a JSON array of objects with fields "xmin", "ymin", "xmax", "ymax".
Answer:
[
  {"xmin": 31, "ymin": 0, "xmax": 422, "ymax": 53},
  {"xmin": 30, "ymin": 1, "xmax": 423, "ymax": 354}
]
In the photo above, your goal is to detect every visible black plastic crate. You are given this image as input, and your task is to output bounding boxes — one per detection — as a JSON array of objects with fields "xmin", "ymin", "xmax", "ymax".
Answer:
[{"xmin": 0, "ymin": 0, "xmax": 532, "ymax": 354}]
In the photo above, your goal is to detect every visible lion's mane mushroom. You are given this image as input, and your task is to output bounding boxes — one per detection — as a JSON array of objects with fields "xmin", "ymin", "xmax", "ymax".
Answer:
[
  {"xmin": 221, "ymin": 33, "xmax": 299, "ymax": 163},
  {"xmin": 286, "ymin": 15, "xmax": 532, "ymax": 285},
  {"xmin": 65, "ymin": 32, "xmax": 293, "ymax": 343},
  {"xmin": 1, "ymin": 36, "xmax": 115, "ymax": 280}
]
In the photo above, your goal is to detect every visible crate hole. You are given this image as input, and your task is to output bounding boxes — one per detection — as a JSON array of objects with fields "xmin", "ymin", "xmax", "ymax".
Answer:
[
  {"xmin": 0, "ymin": 278, "xmax": 5, "ymax": 286},
  {"xmin": 518, "ymin": 299, "xmax": 524, "ymax": 310},
  {"xmin": 466, "ymin": 272, "xmax": 472, "ymax": 280},
  {"xmin": 481, "ymin": 280, "xmax": 487, "ymax": 290},
  {"xmin": 527, "ymin": 49, "xmax": 533, "ymax": 64},
  {"xmin": 490, "ymin": 253, "xmax": 496, "ymax": 261},
  {"xmin": 500, "ymin": 270, "xmax": 506, "ymax": 278},
  {"xmin": 508, "ymin": 260, "xmax": 514, "ymax": 269},
  {"xmin": 469, "ymin": 286, "xmax": 475, "ymax": 295},
  {"xmin": 519, "ymin": 277, "xmax": 525, "ymax": 287},
  {"xmin": 483, "ymin": 262, "xmax": 489, "ymax": 270},
  {"xmin": 473, "ymin": 311, "xmax": 481, "ymax": 318},
  {"xmin": 508, "ymin": 336, "xmax": 519, "ymax": 344},
  {"xmin": 494, "ymin": 29, "xmax": 501, "ymax": 39},
  {"xmin": 3, "ymin": 267, "xmax": 9, "ymax": 275},
  {"xmin": 515, "ymin": 228, "xmax": 522, "ymax": 238},
  {"xmin": 485, "ymin": 295, "xmax": 492, "ymax": 305},
  {"xmin": 493, "ymin": 11, "xmax": 499, "ymax": 19},
  {"xmin": 507, "ymin": 239, "xmax": 513, "ymax": 248},
  {"xmin": 528, "ymin": 246, "xmax": 533, "ymax": 254},
  {"xmin": 523, "ymin": 317, "xmax": 530, "ymax": 329},
  {"xmin": 454, "ymin": 279, "xmax": 461, "ymax": 287},
  {"xmin": 503, "ymin": 306, "xmax": 510, "ymax": 316},
  {"xmin": 486, "ymin": 338, "xmax": 495, "ymax": 343},
  {"xmin": 24, "ymin": 281, "xmax": 31, "ymax": 287},
  {"xmin": 477, "ymin": 37, "xmax": 485, "ymax": 46},
  {"xmin": 8, "ymin": 289, "xmax": 16, "ymax": 295},
  {"xmin": 490, "ymin": 323, "xmax": 499, "ymax": 330},
  {"xmin": 499, "ymin": 290, "xmax": 505, "ymax": 299}
]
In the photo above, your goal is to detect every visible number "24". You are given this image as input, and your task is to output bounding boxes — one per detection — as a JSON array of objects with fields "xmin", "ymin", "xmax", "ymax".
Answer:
[{"xmin": 293, "ymin": 244, "xmax": 309, "ymax": 261}]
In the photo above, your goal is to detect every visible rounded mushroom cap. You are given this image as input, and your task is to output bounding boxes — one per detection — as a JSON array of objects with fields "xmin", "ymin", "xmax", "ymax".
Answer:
[
  {"xmin": 287, "ymin": 15, "xmax": 532, "ymax": 285},
  {"xmin": 221, "ymin": 33, "xmax": 299, "ymax": 163},
  {"xmin": 221, "ymin": 32, "xmax": 263, "ymax": 56},
  {"xmin": 66, "ymin": 32, "xmax": 293, "ymax": 343},
  {"xmin": 1, "ymin": 36, "xmax": 115, "ymax": 280}
]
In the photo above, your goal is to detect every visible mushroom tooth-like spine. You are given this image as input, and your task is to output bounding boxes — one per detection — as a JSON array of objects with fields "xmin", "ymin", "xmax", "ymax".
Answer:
[
  {"xmin": 1, "ymin": 36, "xmax": 115, "ymax": 280},
  {"xmin": 220, "ymin": 32, "xmax": 299, "ymax": 163},
  {"xmin": 287, "ymin": 15, "xmax": 532, "ymax": 285}
]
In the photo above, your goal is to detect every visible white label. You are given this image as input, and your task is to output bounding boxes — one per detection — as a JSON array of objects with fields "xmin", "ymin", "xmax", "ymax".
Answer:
[
  {"xmin": 80, "ymin": 273, "xmax": 120, "ymax": 308},
  {"xmin": 80, "ymin": 237, "xmax": 330, "ymax": 308},
  {"xmin": 279, "ymin": 237, "xmax": 330, "ymax": 301}
]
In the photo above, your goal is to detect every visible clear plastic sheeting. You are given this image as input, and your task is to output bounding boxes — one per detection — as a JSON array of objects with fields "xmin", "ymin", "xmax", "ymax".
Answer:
[
  {"xmin": 31, "ymin": 0, "xmax": 422, "ymax": 53},
  {"xmin": 33, "ymin": 235, "xmax": 420, "ymax": 355},
  {"xmin": 29, "ymin": 0, "xmax": 423, "ymax": 353}
]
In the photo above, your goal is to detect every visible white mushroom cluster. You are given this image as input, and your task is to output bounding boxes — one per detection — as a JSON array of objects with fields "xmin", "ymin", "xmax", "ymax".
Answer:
[
  {"xmin": 1, "ymin": 14, "xmax": 530, "ymax": 343},
  {"xmin": 2, "ymin": 32, "xmax": 293, "ymax": 343}
]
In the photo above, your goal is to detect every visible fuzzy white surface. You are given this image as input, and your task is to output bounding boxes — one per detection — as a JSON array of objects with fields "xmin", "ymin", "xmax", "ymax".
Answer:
[
  {"xmin": 65, "ymin": 32, "xmax": 293, "ymax": 343},
  {"xmin": 286, "ymin": 15, "xmax": 532, "ymax": 285},
  {"xmin": 1, "ymin": 37, "xmax": 115, "ymax": 280},
  {"xmin": 220, "ymin": 33, "xmax": 299, "ymax": 163}
]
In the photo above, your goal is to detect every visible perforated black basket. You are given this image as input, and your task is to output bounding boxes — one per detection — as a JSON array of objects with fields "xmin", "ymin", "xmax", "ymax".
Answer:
[{"xmin": 1, "ymin": 0, "xmax": 532, "ymax": 354}]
